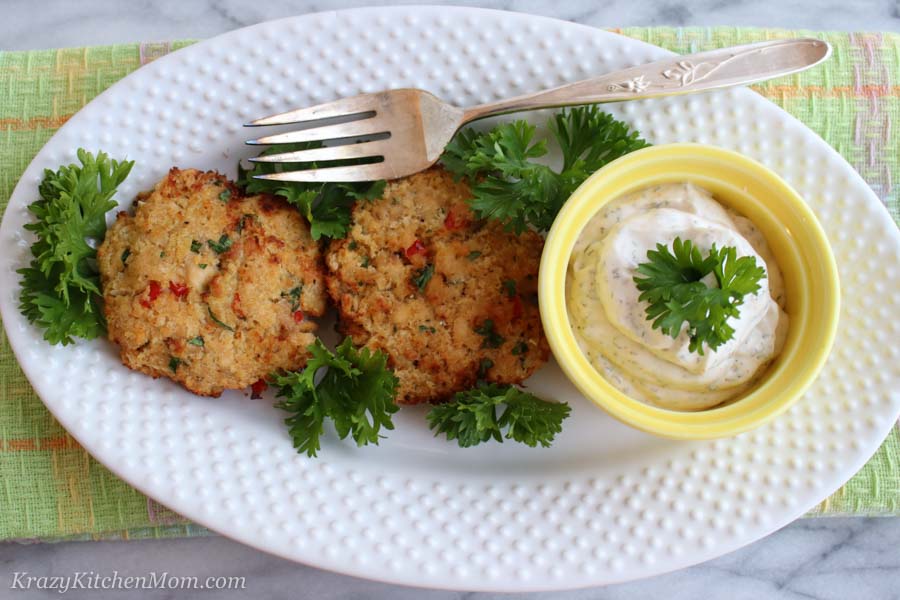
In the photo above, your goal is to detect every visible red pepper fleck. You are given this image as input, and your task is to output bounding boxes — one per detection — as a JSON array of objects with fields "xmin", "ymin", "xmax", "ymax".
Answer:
[
  {"xmin": 292, "ymin": 310, "xmax": 305, "ymax": 323},
  {"xmin": 405, "ymin": 239, "xmax": 426, "ymax": 258},
  {"xmin": 443, "ymin": 210, "xmax": 468, "ymax": 231},
  {"xmin": 169, "ymin": 281, "xmax": 189, "ymax": 299},
  {"xmin": 511, "ymin": 295, "xmax": 524, "ymax": 319},
  {"xmin": 148, "ymin": 280, "xmax": 162, "ymax": 300},
  {"xmin": 141, "ymin": 280, "xmax": 162, "ymax": 308},
  {"xmin": 250, "ymin": 379, "xmax": 268, "ymax": 399}
]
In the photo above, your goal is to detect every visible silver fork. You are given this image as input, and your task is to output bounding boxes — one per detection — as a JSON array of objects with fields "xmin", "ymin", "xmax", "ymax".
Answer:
[{"xmin": 245, "ymin": 38, "xmax": 830, "ymax": 183}]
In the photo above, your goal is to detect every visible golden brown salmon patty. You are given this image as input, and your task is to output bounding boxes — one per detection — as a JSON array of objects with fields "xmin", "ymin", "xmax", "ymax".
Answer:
[
  {"xmin": 325, "ymin": 167, "xmax": 549, "ymax": 405},
  {"xmin": 97, "ymin": 168, "xmax": 327, "ymax": 397}
]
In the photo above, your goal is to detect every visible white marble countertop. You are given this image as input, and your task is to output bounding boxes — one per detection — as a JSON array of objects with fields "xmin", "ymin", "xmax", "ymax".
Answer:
[
  {"xmin": 1, "ymin": 518, "xmax": 899, "ymax": 599},
  {"xmin": 2, "ymin": 1, "xmax": 899, "ymax": 598},
  {"xmin": 2, "ymin": 0, "xmax": 900, "ymax": 49}
]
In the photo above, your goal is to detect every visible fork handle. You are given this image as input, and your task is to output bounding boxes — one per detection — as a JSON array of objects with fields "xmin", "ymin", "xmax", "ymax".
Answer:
[{"xmin": 461, "ymin": 38, "xmax": 830, "ymax": 122}]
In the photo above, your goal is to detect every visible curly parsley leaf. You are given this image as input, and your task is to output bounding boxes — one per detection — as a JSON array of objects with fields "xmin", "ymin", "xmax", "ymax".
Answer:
[
  {"xmin": 633, "ymin": 237, "xmax": 766, "ymax": 355},
  {"xmin": 17, "ymin": 149, "xmax": 133, "ymax": 345},
  {"xmin": 238, "ymin": 142, "xmax": 385, "ymax": 240},
  {"xmin": 427, "ymin": 383, "xmax": 570, "ymax": 448},
  {"xmin": 443, "ymin": 121, "xmax": 560, "ymax": 233},
  {"xmin": 550, "ymin": 106, "xmax": 650, "ymax": 197},
  {"xmin": 442, "ymin": 106, "xmax": 648, "ymax": 233},
  {"xmin": 271, "ymin": 337, "xmax": 399, "ymax": 457}
]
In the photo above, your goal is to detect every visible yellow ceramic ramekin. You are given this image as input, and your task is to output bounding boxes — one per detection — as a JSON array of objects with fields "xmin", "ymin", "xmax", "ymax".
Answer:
[{"xmin": 539, "ymin": 143, "xmax": 840, "ymax": 439}]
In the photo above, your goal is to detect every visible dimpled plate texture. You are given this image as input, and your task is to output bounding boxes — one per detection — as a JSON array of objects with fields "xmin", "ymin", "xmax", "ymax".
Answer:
[{"xmin": 1, "ymin": 7, "xmax": 899, "ymax": 591}]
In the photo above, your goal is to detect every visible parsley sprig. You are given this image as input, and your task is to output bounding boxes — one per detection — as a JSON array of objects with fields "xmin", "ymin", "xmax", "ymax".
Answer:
[
  {"xmin": 442, "ymin": 106, "xmax": 648, "ymax": 233},
  {"xmin": 18, "ymin": 149, "xmax": 133, "ymax": 345},
  {"xmin": 633, "ymin": 237, "xmax": 766, "ymax": 355},
  {"xmin": 427, "ymin": 383, "xmax": 570, "ymax": 448},
  {"xmin": 273, "ymin": 337, "xmax": 571, "ymax": 454},
  {"xmin": 271, "ymin": 337, "xmax": 399, "ymax": 457},
  {"xmin": 238, "ymin": 142, "xmax": 385, "ymax": 240}
]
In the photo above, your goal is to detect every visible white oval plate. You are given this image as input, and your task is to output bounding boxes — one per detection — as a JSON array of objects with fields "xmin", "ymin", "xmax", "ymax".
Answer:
[{"xmin": 1, "ymin": 7, "xmax": 899, "ymax": 592}]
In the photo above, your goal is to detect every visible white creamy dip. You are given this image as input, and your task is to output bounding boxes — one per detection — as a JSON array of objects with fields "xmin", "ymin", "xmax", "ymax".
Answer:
[{"xmin": 566, "ymin": 182, "xmax": 788, "ymax": 411}]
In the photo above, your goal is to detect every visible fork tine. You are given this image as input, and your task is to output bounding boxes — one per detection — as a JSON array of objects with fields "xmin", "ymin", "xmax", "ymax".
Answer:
[
  {"xmin": 246, "ymin": 119, "xmax": 387, "ymax": 146},
  {"xmin": 248, "ymin": 140, "xmax": 389, "ymax": 164},
  {"xmin": 245, "ymin": 94, "xmax": 378, "ymax": 127},
  {"xmin": 254, "ymin": 163, "xmax": 394, "ymax": 183}
]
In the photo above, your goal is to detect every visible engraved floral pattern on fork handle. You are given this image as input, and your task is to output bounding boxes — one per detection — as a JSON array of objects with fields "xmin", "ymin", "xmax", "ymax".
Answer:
[
  {"xmin": 606, "ymin": 75, "xmax": 651, "ymax": 93},
  {"xmin": 607, "ymin": 56, "xmax": 732, "ymax": 93},
  {"xmin": 663, "ymin": 60, "xmax": 710, "ymax": 86},
  {"xmin": 606, "ymin": 57, "xmax": 725, "ymax": 94},
  {"xmin": 604, "ymin": 43, "xmax": 811, "ymax": 94}
]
